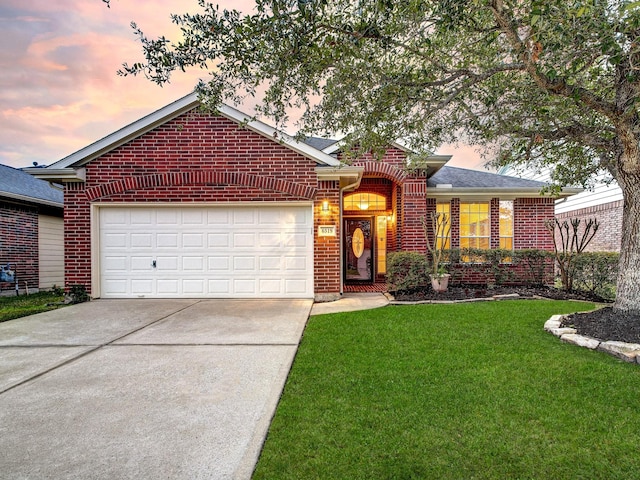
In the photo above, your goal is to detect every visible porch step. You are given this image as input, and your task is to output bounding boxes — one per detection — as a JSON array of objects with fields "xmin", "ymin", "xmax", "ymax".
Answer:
[{"xmin": 344, "ymin": 283, "xmax": 388, "ymax": 293}]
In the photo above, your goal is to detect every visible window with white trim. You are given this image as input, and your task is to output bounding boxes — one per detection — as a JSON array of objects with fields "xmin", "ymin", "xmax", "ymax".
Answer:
[
  {"xmin": 499, "ymin": 200, "xmax": 514, "ymax": 250},
  {"xmin": 459, "ymin": 202, "xmax": 490, "ymax": 250},
  {"xmin": 436, "ymin": 202, "xmax": 451, "ymax": 249}
]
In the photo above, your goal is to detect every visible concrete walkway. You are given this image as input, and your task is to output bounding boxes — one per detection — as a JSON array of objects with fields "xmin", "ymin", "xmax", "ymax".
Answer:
[
  {"xmin": 310, "ymin": 292, "xmax": 390, "ymax": 316},
  {"xmin": 0, "ymin": 299, "xmax": 312, "ymax": 479}
]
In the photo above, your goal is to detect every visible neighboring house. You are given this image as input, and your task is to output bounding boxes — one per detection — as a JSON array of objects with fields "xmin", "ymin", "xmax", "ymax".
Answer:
[
  {"xmin": 0, "ymin": 164, "xmax": 64, "ymax": 294},
  {"xmin": 29, "ymin": 93, "xmax": 579, "ymax": 301},
  {"xmin": 500, "ymin": 165, "xmax": 622, "ymax": 252}
]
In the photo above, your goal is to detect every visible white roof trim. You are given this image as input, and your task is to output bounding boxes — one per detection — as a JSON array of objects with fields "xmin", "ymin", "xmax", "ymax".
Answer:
[
  {"xmin": 25, "ymin": 167, "xmax": 86, "ymax": 184},
  {"xmin": 0, "ymin": 191, "xmax": 63, "ymax": 208},
  {"xmin": 46, "ymin": 92, "xmax": 340, "ymax": 170},
  {"xmin": 427, "ymin": 187, "xmax": 583, "ymax": 199}
]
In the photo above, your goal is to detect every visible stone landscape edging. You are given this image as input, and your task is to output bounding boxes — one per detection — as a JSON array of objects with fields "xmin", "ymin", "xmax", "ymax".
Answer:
[{"xmin": 544, "ymin": 314, "xmax": 640, "ymax": 365}]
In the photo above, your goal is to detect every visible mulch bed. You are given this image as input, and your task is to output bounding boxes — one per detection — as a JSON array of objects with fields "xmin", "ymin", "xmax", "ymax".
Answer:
[
  {"xmin": 393, "ymin": 285, "xmax": 640, "ymax": 345},
  {"xmin": 561, "ymin": 308, "xmax": 640, "ymax": 344},
  {"xmin": 392, "ymin": 285, "xmax": 604, "ymax": 303}
]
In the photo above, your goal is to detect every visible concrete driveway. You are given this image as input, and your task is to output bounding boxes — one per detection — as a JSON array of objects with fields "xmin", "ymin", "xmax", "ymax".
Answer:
[{"xmin": 0, "ymin": 298, "xmax": 312, "ymax": 479}]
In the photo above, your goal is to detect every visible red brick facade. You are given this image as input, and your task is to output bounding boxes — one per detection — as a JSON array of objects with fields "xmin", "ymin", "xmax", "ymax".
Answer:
[
  {"xmin": 60, "ymin": 106, "xmax": 560, "ymax": 297},
  {"xmin": 63, "ymin": 110, "xmax": 342, "ymax": 297}
]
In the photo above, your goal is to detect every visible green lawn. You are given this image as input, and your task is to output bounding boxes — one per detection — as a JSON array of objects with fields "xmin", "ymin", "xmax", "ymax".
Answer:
[
  {"xmin": 254, "ymin": 300, "xmax": 640, "ymax": 479},
  {"xmin": 0, "ymin": 291, "xmax": 66, "ymax": 323}
]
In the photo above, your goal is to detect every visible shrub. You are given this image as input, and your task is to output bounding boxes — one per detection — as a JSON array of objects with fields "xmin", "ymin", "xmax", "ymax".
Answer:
[
  {"xmin": 386, "ymin": 251, "xmax": 428, "ymax": 292},
  {"xmin": 444, "ymin": 248, "xmax": 549, "ymax": 287},
  {"xmin": 571, "ymin": 252, "xmax": 618, "ymax": 300},
  {"xmin": 68, "ymin": 284, "xmax": 90, "ymax": 304},
  {"xmin": 512, "ymin": 249, "xmax": 555, "ymax": 287}
]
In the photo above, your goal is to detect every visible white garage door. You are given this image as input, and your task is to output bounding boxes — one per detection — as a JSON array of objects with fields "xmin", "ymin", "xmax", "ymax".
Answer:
[{"xmin": 99, "ymin": 205, "xmax": 314, "ymax": 298}]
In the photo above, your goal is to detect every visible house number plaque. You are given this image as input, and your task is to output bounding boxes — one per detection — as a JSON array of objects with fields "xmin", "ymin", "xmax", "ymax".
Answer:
[{"xmin": 318, "ymin": 225, "xmax": 337, "ymax": 237}]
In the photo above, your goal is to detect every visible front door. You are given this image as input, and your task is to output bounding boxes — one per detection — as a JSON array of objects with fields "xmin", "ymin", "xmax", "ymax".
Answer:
[{"xmin": 344, "ymin": 218, "xmax": 373, "ymax": 283}]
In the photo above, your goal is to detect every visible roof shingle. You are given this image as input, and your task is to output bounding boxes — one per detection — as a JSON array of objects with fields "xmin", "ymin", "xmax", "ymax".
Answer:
[{"xmin": 0, "ymin": 164, "xmax": 63, "ymax": 206}]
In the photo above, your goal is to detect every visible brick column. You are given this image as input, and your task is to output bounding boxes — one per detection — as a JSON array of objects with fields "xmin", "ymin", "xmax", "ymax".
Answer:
[
  {"xmin": 400, "ymin": 178, "xmax": 427, "ymax": 252},
  {"xmin": 314, "ymin": 180, "xmax": 341, "ymax": 301},
  {"xmin": 64, "ymin": 183, "xmax": 92, "ymax": 293},
  {"xmin": 490, "ymin": 198, "xmax": 500, "ymax": 249},
  {"xmin": 450, "ymin": 198, "xmax": 460, "ymax": 249}
]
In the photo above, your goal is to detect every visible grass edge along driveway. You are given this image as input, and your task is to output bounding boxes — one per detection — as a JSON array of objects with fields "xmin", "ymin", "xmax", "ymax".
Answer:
[{"xmin": 254, "ymin": 300, "xmax": 640, "ymax": 480}]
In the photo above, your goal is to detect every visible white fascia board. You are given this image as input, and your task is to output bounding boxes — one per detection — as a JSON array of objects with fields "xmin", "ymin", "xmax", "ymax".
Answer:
[
  {"xmin": 0, "ymin": 191, "xmax": 63, "ymax": 208},
  {"xmin": 427, "ymin": 187, "xmax": 582, "ymax": 199},
  {"xmin": 25, "ymin": 167, "xmax": 86, "ymax": 183}
]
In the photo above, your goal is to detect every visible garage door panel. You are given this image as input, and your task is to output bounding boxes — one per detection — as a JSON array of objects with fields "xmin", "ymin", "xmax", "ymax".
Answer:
[
  {"xmin": 285, "ymin": 256, "xmax": 308, "ymax": 271},
  {"xmin": 157, "ymin": 256, "xmax": 179, "ymax": 271},
  {"xmin": 259, "ymin": 233, "xmax": 282, "ymax": 247},
  {"xmin": 208, "ymin": 257, "xmax": 230, "ymax": 270},
  {"xmin": 130, "ymin": 210, "xmax": 152, "ymax": 224},
  {"xmin": 102, "ymin": 209, "xmax": 127, "ymax": 225},
  {"xmin": 131, "ymin": 279, "xmax": 153, "ymax": 295},
  {"xmin": 131, "ymin": 234, "xmax": 153, "ymax": 248},
  {"xmin": 233, "ymin": 210, "xmax": 255, "ymax": 225},
  {"xmin": 285, "ymin": 280, "xmax": 308, "ymax": 294},
  {"xmin": 103, "ymin": 256, "xmax": 127, "ymax": 272},
  {"xmin": 259, "ymin": 257, "xmax": 281, "ymax": 270},
  {"xmin": 157, "ymin": 233, "xmax": 178, "ymax": 248},
  {"xmin": 208, "ymin": 279, "xmax": 231, "ymax": 294},
  {"xmin": 183, "ymin": 279, "xmax": 205, "ymax": 294},
  {"xmin": 208, "ymin": 233, "xmax": 230, "ymax": 248},
  {"xmin": 104, "ymin": 233, "xmax": 127, "ymax": 248},
  {"xmin": 100, "ymin": 205, "xmax": 313, "ymax": 298},
  {"xmin": 207, "ymin": 210, "xmax": 230, "ymax": 224},
  {"xmin": 156, "ymin": 210, "xmax": 179, "ymax": 224},
  {"xmin": 286, "ymin": 233, "xmax": 309, "ymax": 247},
  {"xmin": 182, "ymin": 233, "xmax": 204, "ymax": 248},
  {"xmin": 234, "ymin": 279, "xmax": 256, "ymax": 294},
  {"xmin": 233, "ymin": 233, "xmax": 256, "ymax": 248},
  {"xmin": 182, "ymin": 210, "xmax": 204, "ymax": 224},
  {"xmin": 260, "ymin": 279, "xmax": 282, "ymax": 294},
  {"xmin": 233, "ymin": 257, "xmax": 256, "ymax": 271},
  {"xmin": 131, "ymin": 256, "xmax": 153, "ymax": 271},
  {"xmin": 157, "ymin": 279, "xmax": 179, "ymax": 294}
]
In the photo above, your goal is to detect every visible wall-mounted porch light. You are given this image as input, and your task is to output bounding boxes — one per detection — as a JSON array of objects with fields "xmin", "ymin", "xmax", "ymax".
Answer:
[{"xmin": 321, "ymin": 200, "xmax": 330, "ymax": 213}]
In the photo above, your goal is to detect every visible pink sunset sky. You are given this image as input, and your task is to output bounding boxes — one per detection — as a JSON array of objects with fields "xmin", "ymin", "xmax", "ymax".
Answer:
[{"xmin": 0, "ymin": 0, "xmax": 485, "ymax": 170}]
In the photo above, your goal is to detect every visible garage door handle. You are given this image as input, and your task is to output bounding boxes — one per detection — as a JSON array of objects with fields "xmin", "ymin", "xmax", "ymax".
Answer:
[{"xmin": 152, "ymin": 260, "xmax": 157, "ymax": 268}]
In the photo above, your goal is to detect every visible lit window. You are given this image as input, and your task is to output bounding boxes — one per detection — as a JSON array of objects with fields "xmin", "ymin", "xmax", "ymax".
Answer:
[
  {"xmin": 436, "ymin": 203, "xmax": 451, "ymax": 249},
  {"xmin": 499, "ymin": 201, "xmax": 514, "ymax": 250},
  {"xmin": 343, "ymin": 193, "xmax": 386, "ymax": 211},
  {"xmin": 459, "ymin": 202, "xmax": 490, "ymax": 253}
]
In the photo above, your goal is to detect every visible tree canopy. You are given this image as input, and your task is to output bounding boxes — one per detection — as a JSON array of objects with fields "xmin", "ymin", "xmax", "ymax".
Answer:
[
  {"xmin": 121, "ymin": 0, "xmax": 639, "ymax": 184},
  {"xmin": 120, "ymin": 0, "xmax": 640, "ymax": 313}
]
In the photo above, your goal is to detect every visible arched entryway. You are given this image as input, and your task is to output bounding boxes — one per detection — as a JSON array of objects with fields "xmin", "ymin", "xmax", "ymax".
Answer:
[{"xmin": 343, "ymin": 181, "xmax": 396, "ymax": 285}]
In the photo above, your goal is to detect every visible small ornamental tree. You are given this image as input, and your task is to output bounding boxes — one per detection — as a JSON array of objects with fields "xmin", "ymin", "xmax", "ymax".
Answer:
[
  {"xmin": 422, "ymin": 211, "xmax": 451, "ymax": 278},
  {"xmin": 545, "ymin": 217, "xmax": 600, "ymax": 291}
]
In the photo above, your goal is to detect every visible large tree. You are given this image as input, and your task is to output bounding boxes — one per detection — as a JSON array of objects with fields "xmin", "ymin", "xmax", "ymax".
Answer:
[{"xmin": 120, "ymin": 0, "xmax": 640, "ymax": 314}]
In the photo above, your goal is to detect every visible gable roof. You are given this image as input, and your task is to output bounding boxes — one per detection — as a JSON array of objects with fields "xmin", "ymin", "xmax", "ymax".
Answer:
[
  {"xmin": 0, "ymin": 164, "xmax": 63, "ymax": 208},
  {"xmin": 29, "ymin": 92, "xmax": 342, "ymax": 182},
  {"xmin": 427, "ymin": 166, "xmax": 582, "ymax": 198}
]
